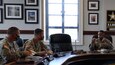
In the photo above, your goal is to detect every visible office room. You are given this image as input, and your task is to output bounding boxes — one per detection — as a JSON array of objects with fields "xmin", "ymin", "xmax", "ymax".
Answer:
[{"xmin": 0, "ymin": 0, "xmax": 115, "ymax": 65}]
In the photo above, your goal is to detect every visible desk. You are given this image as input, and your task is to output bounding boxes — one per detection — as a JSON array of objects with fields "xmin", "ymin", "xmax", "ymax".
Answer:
[
  {"xmin": 49, "ymin": 53, "xmax": 76, "ymax": 65},
  {"xmin": 5, "ymin": 52, "xmax": 115, "ymax": 65},
  {"xmin": 5, "ymin": 61, "xmax": 35, "ymax": 65},
  {"xmin": 5, "ymin": 56, "xmax": 43, "ymax": 65},
  {"xmin": 49, "ymin": 52, "xmax": 115, "ymax": 65},
  {"xmin": 62, "ymin": 53, "xmax": 115, "ymax": 65}
]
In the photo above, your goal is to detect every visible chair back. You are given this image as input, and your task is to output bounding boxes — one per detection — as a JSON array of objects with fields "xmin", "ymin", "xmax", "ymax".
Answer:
[{"xmin": 50, "ymin": 33, "xmax": 73, "ymax": 52}]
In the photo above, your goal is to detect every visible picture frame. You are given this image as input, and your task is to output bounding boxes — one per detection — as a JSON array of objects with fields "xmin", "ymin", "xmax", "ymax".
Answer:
[
  {"xmin": 0, "ymin": 0, "xmax": 3, "ymax": 6},
  {"xmin": 88, "ymin": 13, "xmax": 99, "ymax": 25},
  {"xmin": 107, "ymin": 10, "xmax": 115, "ymax": 21},
  {"xmin": 4, "ymin": 4, "xmax": 23, "ymax": 19},
  {"xmin": 106, "ymin": 10, "xmax": 115, "ymax": 31},
  {"xmin": 25, "ymin": 9, "xmax": 39, "ymax": 24},
  {"xmin": 88, "ymin": 1, "xmax": 99, "ymax": 11},
  {"xmin": 25, "ymin": 0, "xmax": 38, "ymax": 6},
  {"xmin": 0, "ymin": 8, "xmax": 3, "ymax": 23}
]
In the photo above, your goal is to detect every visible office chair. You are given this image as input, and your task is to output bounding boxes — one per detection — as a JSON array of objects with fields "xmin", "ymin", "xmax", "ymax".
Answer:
[
  {"xmin": 49, "ymin": 33, "xmax": 73, "ymax": 57},
  {"xmin": 16, "ymin": 38, "xmax": 24, "ymax": 47},
  {"xmin": 16, "ymin": 38, "xmax": 28, "ymax": 51},
  {"xmin": 105, "ymin": 34, "xmax": 113, "ymax": 43}
]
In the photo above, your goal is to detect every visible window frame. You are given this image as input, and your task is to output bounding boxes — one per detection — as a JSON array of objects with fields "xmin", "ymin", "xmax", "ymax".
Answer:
[{"xmin": 44, "ymin": 0, "xmax": 83, "ymax": 45}]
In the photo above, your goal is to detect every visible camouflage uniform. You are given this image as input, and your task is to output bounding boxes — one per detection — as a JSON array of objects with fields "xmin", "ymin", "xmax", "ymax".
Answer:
[
  {"xmin": 89, "ymin": 38, "xmax": 113, "ymax": 51},
  {"xmin": 24, "ymin": 39, "xmax": 48, "ymax": 54},
  {"xmin": 0, "ymin": 38, "xmax": 21, "ymax": 63}
]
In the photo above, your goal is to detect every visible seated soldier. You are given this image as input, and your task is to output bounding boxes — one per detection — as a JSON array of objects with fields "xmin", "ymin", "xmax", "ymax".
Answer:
[
  {"xmin": 23, "ymin": 28, "xmax": 53, "ymax": 57},
  {"xmin": 0, "ymin": 27, "xmax": 31, "ymax": 63},
  {"xmin": 89, "ymin": 30, "xmax": 113, "ymax": 51}
]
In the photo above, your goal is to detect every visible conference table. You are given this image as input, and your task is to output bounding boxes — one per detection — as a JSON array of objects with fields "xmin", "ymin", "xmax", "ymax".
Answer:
[
  {"xmin": 5, "ymin": 52, "xmax": 75, "ymax": 65},
  {"xmin": 49, "ymin": 52, "xmax": 76, "ymax": 65},
  {"xmin": 50, "ymin": 51, "xmax": 115, "ymax": 65},
  {"xmin": 5, "ymin": 56, "xmax": 44, "ymax": 65},
  {"xmin": 5, "ymin": 51, "xmax": 115, "ymax": 65}
]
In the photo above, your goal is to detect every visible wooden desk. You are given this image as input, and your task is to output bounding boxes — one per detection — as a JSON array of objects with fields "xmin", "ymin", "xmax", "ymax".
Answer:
[
  {"xmin": 5, "ymin": 56, "xmax": 43, "ymax": 65},
  {"xmin": 5, "ymin": 60, "xmax": 35, "ymax": 65}
]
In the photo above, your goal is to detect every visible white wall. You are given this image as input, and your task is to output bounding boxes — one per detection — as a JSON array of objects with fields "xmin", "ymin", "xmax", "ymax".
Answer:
[
  {"xmin": 0, "ymin": 0, "xmax": 115, "ymax": 51},
  {"xmin": 0, "ymin": 0, "xmax": 43, "ymax": 39},
  {"xmin": 79, "ymin": 0, "xmax": 115, "ymax": 51}
]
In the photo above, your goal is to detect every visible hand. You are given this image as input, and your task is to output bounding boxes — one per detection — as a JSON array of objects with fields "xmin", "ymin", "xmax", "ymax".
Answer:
[
  {"xmin": 23, "ymin": 51, "xmax": 32, "ymax": 56},
  {"xmin": 30, "ymin": 50, "xmax": 37, "ymax": 55},
  {"xmin": 36, "ymin": 51, "xmax": 47, "ymax": 57},
  {"xmin": 92, "ymin": 38, "xmax": 97, "ymax": 44},
  {"xmin": 47, "ymin": 50, "xmax": 53, "ymax": 55},
  {"xmin": 3, "ymin": 45, "xmax": 10, "ymax": 50}
]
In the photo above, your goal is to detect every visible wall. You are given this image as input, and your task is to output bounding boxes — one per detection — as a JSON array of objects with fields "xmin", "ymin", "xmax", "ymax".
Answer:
[
  {"xmin": 0, "ymin": 0, "xmax": 43, "ymax": 39},
  {"xmin": 0, "ymin": 0, "xmax": 115, "ymax": 51},
  {"xmin": 77, "ymin": 0, "xmax": 115, "ymax": 51}
]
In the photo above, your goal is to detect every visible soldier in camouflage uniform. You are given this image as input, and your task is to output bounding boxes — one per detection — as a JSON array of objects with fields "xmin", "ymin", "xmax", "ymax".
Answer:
[
  {"xmin": 0, "ymin": 27, "xmax": 31, "ymax": 63},
  {"xmin": 89, "ymin": 30, "xmax": 113, "ymax": 51},
  {"xmin": 24, "ymin": 28, "xmax": 53, "ymax": 57}
]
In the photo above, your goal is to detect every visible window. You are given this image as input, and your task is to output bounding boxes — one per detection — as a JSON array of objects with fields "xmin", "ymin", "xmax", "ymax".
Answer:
[{"xmin": 45, "ymin": 0, "xmax": 83, "ymax": 45}]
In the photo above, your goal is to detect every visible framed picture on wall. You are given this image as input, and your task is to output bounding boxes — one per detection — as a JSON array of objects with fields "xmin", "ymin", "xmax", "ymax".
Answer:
[
  {"xmin": 0, "ymin": 0, "xmax": 3, "ymax": 6},
  {"xmin": 88, "ymin": 13, "xmax": 99, "ymax": 25},
  {"xmin": 25, "ymin": 9, "xmax": 39, "ymax": 24},
  {"xmin": 25, "ymin": 0, "xmax": 38, "ymax": 6},
  {"xmin": 4, "ymin": 4, "xmax": 23, "ymax": 19},
  {"xmin": 88, "ymin": 1, "xmax": 99, "ymax": 11},
  {"xmin": 0, "ymin": 8, "xmax": 3, "ymax": 23},
  {"xmin": 107, "ymin": 10, "xmax": 115, "ymax": 21}
]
